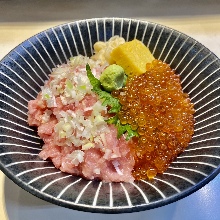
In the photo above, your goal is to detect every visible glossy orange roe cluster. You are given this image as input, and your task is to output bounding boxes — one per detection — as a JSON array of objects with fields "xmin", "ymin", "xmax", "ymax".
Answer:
[{"xmin": 114, "ymin": 60, "xmax": 195, "ymax": 180}]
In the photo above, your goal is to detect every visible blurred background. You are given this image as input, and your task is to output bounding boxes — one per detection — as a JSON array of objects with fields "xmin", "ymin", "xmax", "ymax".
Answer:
[
  {"xmin": 0, "ymin": 1, "xmax": 220, "ymax": 219},
  {"xmin": 0, "ymin": 0, "xmax": 220, "ymax": 22},
  {"xmin": 1, "ymin": 0, "xmax": 220, "ymax": 59}
]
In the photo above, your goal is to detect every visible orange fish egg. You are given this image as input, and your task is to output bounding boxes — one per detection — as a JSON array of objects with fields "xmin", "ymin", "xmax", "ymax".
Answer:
[{"xmin": 115, "ymin": 60, "xmax": 195, "ymax": 180}]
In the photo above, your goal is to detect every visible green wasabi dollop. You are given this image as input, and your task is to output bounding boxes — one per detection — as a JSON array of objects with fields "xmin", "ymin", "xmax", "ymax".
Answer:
[{"xmin": 100, "ymin": 64, "xmax": 126, "ymax": 92}]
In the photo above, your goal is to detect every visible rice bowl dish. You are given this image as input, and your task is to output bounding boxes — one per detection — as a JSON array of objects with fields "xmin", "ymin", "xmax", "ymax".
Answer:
[{"xmin": 0, "ymin": 18, "xmax": 220, "ymax": 213}]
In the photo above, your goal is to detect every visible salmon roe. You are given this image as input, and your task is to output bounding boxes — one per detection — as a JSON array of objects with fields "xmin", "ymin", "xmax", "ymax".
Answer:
[{"xmin": 114, "ymin": 60, "xmax": 195, "ymax": 180}]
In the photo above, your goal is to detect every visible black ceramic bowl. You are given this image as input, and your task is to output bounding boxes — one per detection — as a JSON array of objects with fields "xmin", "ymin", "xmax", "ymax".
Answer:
[{"xmin": 0, "ymin": 18, "xmax": 220, "ymax": 213}]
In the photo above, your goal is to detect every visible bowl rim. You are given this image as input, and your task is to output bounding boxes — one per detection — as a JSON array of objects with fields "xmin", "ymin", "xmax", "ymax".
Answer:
[
  {"xmin": 1, "ymin": 17, "xmax": 220, "ymax": 62},
  {"xmin": 2, "ymin": 166, "xmax": 220, "ymax": 213}
]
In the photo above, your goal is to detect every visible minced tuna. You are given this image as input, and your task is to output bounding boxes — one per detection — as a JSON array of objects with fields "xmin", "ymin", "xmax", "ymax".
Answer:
[{"xmin": 28, "ymin": 55, "xmax": 135, "ymax": 182}]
